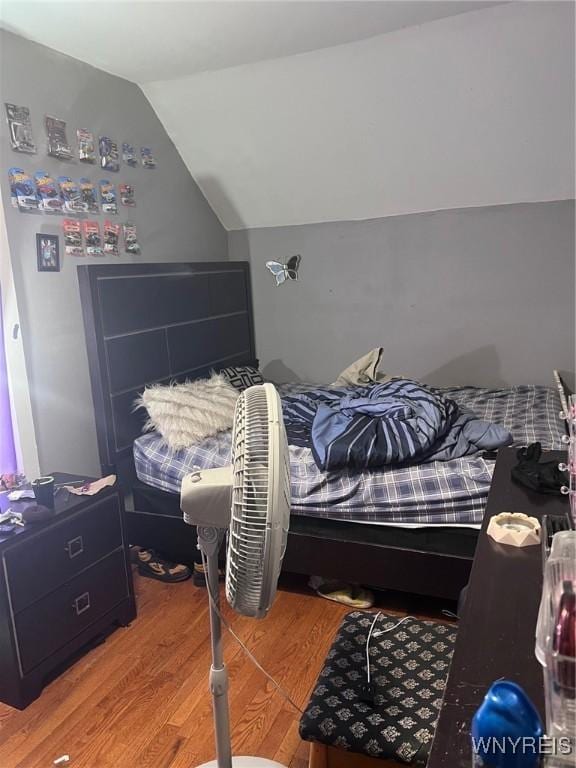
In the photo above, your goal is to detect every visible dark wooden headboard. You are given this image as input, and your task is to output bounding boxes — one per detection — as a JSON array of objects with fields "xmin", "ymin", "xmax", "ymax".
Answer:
[{"xmin": 78, "ymin": 262, "xmax": 256, "ymax": 484}]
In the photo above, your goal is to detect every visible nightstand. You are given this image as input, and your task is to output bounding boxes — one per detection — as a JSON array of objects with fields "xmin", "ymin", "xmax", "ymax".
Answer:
[{"xmin": 0, "ymin": 473, "xmax": 136, "ymax": 709}]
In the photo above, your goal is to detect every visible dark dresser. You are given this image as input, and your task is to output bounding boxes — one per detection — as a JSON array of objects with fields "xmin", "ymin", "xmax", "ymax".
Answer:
[
  {"xmin": 0, "ymin": 473, "xmax": 136, "ymax": 709},
  {"xmin": 428, "ymin": 448, "xmax": 570, "ymax": 767}
]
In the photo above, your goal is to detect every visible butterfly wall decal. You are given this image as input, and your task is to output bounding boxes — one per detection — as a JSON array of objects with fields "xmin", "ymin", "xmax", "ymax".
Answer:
[{"xmin": 265, "ymin": 254, "xmax": 301, "ymax": 286}]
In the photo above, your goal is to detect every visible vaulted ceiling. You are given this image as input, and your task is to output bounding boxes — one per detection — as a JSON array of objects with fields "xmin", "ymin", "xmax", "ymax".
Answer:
[
  {"xmin": 0, "ymin": 1, "xmax": 501, "ymax": 82},
  {"xmin": 143, "ymin": 2, "xmax": 575, "ymax": 229},
  {"xmin": 1, "ymin": 2, "xmax": 573, "ymax": 230}
]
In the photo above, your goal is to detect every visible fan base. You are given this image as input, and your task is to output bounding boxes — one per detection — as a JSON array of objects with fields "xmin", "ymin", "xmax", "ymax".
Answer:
[{"xmin": 198, "ymin": 759, "xmax": 287, "ymax": 768}]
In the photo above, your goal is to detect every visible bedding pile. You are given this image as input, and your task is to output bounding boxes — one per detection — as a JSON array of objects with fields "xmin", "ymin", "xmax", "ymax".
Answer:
[{"xmin": 282, "ymin": 378, "xmax": 512, "ymax": 471}]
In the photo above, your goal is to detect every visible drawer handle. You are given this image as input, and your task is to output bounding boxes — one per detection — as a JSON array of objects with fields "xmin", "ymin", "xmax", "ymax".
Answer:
[
  {"xmin": 72, "ymin": 592, "xmax": 91, "ymax": 616},
  {"xmin": 65, "ymin": 535, "xmax": 84, "ymax": 559}
]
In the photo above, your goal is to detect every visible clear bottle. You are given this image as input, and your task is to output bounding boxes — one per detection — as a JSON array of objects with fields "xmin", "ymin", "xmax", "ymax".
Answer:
[{"xmin": 535, "ymin": 531, "xmax": 576, "ymax": 765}]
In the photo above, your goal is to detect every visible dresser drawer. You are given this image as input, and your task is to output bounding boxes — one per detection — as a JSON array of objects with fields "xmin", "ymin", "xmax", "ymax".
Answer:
[
  {"xmin": 5, "ymin": 495, "xmax": 123, "ymax": 613},
  {"xmin": 15, "ymin": 549, "xmax": 128, "ymax": 673}
]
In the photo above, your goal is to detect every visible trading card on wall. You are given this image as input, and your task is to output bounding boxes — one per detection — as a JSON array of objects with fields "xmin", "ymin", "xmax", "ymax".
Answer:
[
  {"xmin": 8, "ymin": 167, "xmax": 39, "ymax": 211},
  {"xmin": 63, "ymin": 219, "xmax": 84, "ymax": 257},
  {"xmin": 140, "ymin": 146, "xmax": 156, "ymax": 168},
  {"xmin": 36, "ymin": 233, "xmax": 60, "ymax": 272},
  {"xmin": 79, "ymin": 178, "xmax": 99, "ymax": 214},
  {"xmin": 104, "ymin": 220, "xmax": 120, "ymax": 255},
  {"xmin": 122, "ymin": 142, "xmax": 137, "ymax": 167},
  {"xmin": 46, "ymin": 115, "xmax": 73, "ymax": 160},
  {"xmin": 34, "ymin": 171, "xmax": 64, "ymax": 213},
  {"xmin": 77, "ymin": 128, "xmax": 96, "ymax": 163},
  {"xmin": 58, "ymin": 176, "xmax": 86, "ymax": 213},
  {"xmin": 99, "ymin": 180, "xmax": 117, "ymax": 214},
  {"xmin": 123, "ymin": 223, "xmax": 140, "ymax": 254},
  {"xmin": 99, "ymin": 136, "xmax": 120, "ymax": 172},
  {"xmin": 83, "ymin": 220, "xmax": 103, "ymax": 256},
  {"xmin": 5, "ymin": 103, "xmax": 36, "ymax": 153},
  {"xmin": 119, "ymin": 183, "xmax": 135, "ymax": 207}
]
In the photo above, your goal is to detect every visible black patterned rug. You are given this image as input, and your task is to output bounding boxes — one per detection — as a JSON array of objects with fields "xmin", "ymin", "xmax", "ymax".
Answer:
[{"xmin": 299, "ymin": 611, "xmax": 456, "ymax": 765}]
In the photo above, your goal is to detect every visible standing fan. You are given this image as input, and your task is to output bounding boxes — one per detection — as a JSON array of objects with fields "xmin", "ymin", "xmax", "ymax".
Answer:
[{"xmin": 181, "ymin": 383, "xmax": 291, "ymax": 768}]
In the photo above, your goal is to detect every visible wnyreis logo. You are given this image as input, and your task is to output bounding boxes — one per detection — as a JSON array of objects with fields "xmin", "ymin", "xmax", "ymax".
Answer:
[{"xmin": 472, "ymin": 736, "xmax": 573, "ymax": 758}]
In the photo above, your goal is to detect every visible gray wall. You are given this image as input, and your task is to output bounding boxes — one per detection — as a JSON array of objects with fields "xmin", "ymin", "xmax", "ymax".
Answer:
[
  {"xmin": 1, "ymin": 30, "xmax": 227, "ymax": 476},
  {"xmin": 229, "ymin": 201, "xmax": 575, "ymax": 388}
]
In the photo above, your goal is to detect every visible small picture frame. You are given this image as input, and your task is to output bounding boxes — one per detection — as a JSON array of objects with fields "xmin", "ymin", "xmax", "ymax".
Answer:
[{"xmin": 36, "ymin": 233, "xmax": 60, "ymax": 272}]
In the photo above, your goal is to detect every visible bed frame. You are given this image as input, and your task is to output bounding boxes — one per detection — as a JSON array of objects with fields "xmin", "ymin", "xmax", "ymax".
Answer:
[{"xmin": 79, "ymin": 262, "xmax": 474, "ymax": 601}]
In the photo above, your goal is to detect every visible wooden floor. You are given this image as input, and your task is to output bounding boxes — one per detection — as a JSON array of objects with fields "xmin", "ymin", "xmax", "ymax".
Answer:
[{"xmin": 0, "ymin": 569, "xmax": 454, "ymax": 768}]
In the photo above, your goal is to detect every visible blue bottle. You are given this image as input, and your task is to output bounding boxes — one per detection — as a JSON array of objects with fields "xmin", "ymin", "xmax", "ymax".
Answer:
[{"xmin": 472, "ymin": 681, "xmax": 544, "ymax": 767}]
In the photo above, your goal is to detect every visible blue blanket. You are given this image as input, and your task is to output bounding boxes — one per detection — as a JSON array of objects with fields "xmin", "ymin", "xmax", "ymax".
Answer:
[{"xmin": 282, "ymin": 379, "xmax": 512, "ymax": 471}]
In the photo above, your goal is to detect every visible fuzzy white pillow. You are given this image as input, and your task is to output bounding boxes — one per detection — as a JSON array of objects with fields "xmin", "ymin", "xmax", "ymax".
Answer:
[{"xmin": 137, "ymin": 372, "xmax": 239, "ymax": 450}]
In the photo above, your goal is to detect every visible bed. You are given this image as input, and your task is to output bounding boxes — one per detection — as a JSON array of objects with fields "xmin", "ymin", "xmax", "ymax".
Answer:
[
  {"xmin": 79, "ymin": 262, "xmax": 566, "ymax": 601},
  {"xmin": 134, "ymin": 382, "xmax": 563, "ymax": 525}
]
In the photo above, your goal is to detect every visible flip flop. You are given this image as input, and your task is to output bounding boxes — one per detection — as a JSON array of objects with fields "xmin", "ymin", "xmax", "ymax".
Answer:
[
  {"xmin": 135, "ymin": 549, "xmax": 191, "ymax": 583},
  {"xmin": 316, "ymin": 582, "xmax": 375, "ymax": 609},
  {"xmin": 193, "ymin": 562, "xmax": 225, "ymax": 587}
]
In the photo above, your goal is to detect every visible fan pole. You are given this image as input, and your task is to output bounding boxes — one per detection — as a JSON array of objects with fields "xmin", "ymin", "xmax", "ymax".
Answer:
[{"xmin": 198, "ymin": 526, "xmax": 233, "ymax": 768}]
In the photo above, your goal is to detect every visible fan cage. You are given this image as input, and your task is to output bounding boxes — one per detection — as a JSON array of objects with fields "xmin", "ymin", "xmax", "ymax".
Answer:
[{"xmin": 226, "ymin": 384, "xmax": 290, "ymax": 618}]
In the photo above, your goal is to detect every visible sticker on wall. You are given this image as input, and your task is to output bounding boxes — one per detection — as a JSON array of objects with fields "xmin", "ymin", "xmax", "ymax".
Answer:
[
  {"xmin": 58, "ymin": 176, "xmax": 86, "ymax": 214},
  {"xmin": 123, "ymin": 223, "xmax": 140, "ymax": 255},
  {"xmin": 99, "ymin": 180, "xmax": 117, "ymax": 214},
  {"xmin": 265, "ymin": 254, "xmax": 301, "ymax": 286},
  {"xmin": 104, "ymin": 220, "xmax": 120, "ymax": 255},
  {"xmin": 99, "ymin": 136, "xmax": 120, "ymax": 172},
  {"xmin": 46, "ymin": 116, "xmax": 73, "ymax": 160},
  {"xmin": 63, "ymin": 218, "xmax": 84, "ymax": 257},
  {"xmin": 34, "ymin": 171, "xmax": 64, "ymax": 213},
  {"xmin": 8, "ymin": 167, "xmax": 39, "ymax": 211},
  {"xmin": 36, "ymin": 233, "xmax": 60, "ymax": 272},
  {"xmin": 83, "ymin": 220, "xmax": 103, "ymax": 256},
  {"xmin": 77, "ymin": 128, "xmax": 96, "ymax": 163},
  {"xmin": 140, "ymin": 146, "xmax": 156, "ymax": 169},
  {"xmin": 79, "ymin": 178, "xmax": 99, "ymax": 214},
  {"xmin": 5, "ymin": 103, "xmax": 36, "ymax": 153},
  {"xmin": 119, "ymin": 183, "xmax": 135, "ymax": 207},
  {"xmin": 122, "ymin": 142, "xmax": 137, "ymax": 167}
]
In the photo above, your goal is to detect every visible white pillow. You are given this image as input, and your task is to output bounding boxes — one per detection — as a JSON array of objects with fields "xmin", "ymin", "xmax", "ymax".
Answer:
[{"xmin": 137, "ymin": 372, "xmax": 239, "ymax": 450}]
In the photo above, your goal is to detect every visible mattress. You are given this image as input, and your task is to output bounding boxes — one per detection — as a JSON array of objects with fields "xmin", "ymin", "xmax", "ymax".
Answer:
[{"xmin": 133, "ymin": 383, "xmax": 565, "ymax": 528}]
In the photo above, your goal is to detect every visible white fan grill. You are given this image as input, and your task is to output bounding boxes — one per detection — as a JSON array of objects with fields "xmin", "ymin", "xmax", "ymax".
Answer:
[{"xmin": 225, "ymin": 384, "xmax": 290, "ymax": 618}]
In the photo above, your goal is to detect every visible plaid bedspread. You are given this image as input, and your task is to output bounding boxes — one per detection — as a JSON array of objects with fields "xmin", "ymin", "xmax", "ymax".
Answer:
[{"xmin": 133, "ymin": 383, "xmax": 565, "ymax": 527}]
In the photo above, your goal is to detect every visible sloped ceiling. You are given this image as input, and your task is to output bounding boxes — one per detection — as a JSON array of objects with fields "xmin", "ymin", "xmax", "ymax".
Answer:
[
  {"xmin": 2, "ymin": 2, "xmax": 574, "ymax": 231},
  {"xmin": 0, "ymin": 1, "xmax": 501, "ymax": 81},
  {"xmin": 142, "ymin": 1, "xmax": 575, "ymax": 229}
]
